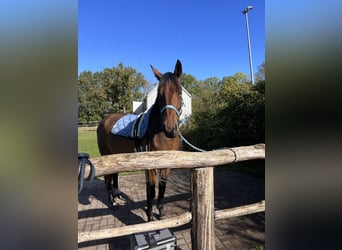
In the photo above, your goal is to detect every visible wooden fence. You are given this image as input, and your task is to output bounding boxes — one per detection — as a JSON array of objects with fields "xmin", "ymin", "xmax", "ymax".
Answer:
[{"xmin": 78, "ymin": 143, "xmax": 265, "ymax": 250}]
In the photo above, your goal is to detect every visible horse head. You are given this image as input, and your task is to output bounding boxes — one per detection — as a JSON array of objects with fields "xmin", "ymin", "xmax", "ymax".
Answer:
[{"xmin": 150, "ymin": 60, "xmax": 183, "ymax": 138}]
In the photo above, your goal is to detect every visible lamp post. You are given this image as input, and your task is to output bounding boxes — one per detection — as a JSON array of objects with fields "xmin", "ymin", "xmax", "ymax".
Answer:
[{"xmin": 242, "ymin": 6, "xmax": 254, "ymax": 85}]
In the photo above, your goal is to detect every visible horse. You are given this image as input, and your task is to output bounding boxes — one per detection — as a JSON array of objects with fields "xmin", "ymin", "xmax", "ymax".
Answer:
[{"xmin": 97, "ymin": 60, "xmax": 183, "ymax": 221}]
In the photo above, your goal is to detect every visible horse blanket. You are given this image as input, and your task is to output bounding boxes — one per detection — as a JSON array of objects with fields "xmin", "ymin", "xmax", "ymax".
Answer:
[{"xmin": 111, "ymin": 109, "xmax": 151, "ymax": 140}]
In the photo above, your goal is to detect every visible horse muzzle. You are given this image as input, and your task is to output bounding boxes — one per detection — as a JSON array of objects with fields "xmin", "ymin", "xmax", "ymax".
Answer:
[{"xmin": 163, "ymin": 123, "xmax": 178, "ymax": 138}]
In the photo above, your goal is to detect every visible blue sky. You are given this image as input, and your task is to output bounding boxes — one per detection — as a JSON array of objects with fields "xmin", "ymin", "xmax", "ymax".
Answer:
[{"xmin": 78, "ymin": 0, "xmax": 264, "ymax": 83}]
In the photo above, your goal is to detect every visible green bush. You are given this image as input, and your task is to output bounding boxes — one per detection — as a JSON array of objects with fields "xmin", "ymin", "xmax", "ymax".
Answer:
[{"xmin": 181, "ymin": 79, "xmax": 265, "ymax": 151}]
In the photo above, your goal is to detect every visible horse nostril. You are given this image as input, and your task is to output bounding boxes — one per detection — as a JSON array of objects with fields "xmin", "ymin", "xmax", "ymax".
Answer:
[
  {"xmin": 171, "ymin": 126, "xmax": 176, "ymax": 135},
  {"xmin": 163, "ymin": 123, "xmax": 177, "ymax": 138}
]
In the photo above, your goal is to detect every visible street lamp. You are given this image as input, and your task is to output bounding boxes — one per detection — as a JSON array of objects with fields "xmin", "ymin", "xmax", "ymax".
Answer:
[{"xmin": 242, "ymin": 6, "xmax": 254, "ymax": 85}]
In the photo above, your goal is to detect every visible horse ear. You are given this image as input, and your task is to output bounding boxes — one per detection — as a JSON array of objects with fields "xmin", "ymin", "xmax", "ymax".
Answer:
[
  {"xmin": 150, "ymin": 64, "xmax": 163, "ymax": 80},
  {"xmin": 174, "ymin": 60, "xmax": 182, "ymax": 78}
]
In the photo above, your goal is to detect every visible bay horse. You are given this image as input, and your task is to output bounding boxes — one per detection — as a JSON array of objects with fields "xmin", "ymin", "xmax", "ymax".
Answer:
[{"xmin": 97, "ymin": 60, "xmax": 183, "ymax": 221}]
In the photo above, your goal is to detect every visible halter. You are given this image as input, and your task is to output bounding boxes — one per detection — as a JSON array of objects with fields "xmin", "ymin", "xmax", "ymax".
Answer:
[{"xmin": 160, "ymin": 105, "xmax": 182, "ymax": 117}]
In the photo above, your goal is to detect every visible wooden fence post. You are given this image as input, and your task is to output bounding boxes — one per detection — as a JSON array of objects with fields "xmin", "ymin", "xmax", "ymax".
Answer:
[{"xmin": 191, "ymin": 167, "xmax": 215, "ymax": 250}]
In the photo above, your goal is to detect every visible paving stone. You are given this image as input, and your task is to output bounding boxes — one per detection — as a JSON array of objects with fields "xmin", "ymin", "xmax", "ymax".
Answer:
[{"xmin": 79, "ymin": 169, "xmax": 265, "ymax": 249}]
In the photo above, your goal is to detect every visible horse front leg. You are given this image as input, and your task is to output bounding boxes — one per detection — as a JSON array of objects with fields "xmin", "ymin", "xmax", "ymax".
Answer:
[
  {"xmin": 105, "ymin": 173, "xmax": 120, "ymax": 206},
  {"xmin": 146, "ymin": 170, "xmax": 156, "ymax": 221},
  {"xmin": 157, "ymin": 168, "xmax": 170, "ymax": 219}
]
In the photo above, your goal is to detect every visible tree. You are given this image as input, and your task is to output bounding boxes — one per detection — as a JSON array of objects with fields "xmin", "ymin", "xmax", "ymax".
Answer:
[
  {"xmin": 78, "ymin": 63, "xmax": 148, "ymax": 124},
  {"xmin": 78, "ymin": 71, "xmax": 108, "ymax": 123},
  {"xmin": 255, "ymin": 61, "xmax": 265, "ymax": 82},
  {"xmin": 213, "ymin": 81, "xmax": 265, "ymax": 147},
  {"xmin": 180, "ymin": 73, "xmax": 199, "ymax": 95},
  {"xmin": 181, "ymin": 72, "xmax": 264, "ymax": 150}
]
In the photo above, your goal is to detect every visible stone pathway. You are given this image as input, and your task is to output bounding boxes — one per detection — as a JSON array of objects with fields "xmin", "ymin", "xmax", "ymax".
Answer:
[{"xmin": 78, "ymin": 168, "xmax": 265, "ymax": 249}]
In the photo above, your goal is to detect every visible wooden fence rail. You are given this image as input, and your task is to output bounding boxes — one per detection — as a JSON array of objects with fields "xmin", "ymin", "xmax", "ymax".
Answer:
[
  {"xmin": 78, "ymin": 143, "xmax": 265, "ymax": 249},
  {"xmin": 78, "ymin": 212, "xmax": 192, "ymax": 243},
  {"xmin": 84, "ymin": 144, "xmax": 265, "ymax": 177},
  {"xmin": 215, "ymin": 200, "xmax": 266, "ymax": 221}
]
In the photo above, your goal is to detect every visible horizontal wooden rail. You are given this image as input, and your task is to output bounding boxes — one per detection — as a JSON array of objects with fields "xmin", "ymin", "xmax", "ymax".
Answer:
[
  {"xmin": 86, "ymin": 144, "xmax": 265, "ymax": 177},
  {"xmin": 78, "ymin": 211, "xmax": 192, "ymax": 244},
  {"xmin": 214, "ymin": 200, "xmax": 265, "ymax": 221}
]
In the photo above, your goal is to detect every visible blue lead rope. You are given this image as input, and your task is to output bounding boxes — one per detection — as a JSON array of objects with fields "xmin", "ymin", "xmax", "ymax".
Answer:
[
  {"xmin": 178, "ymin": 130, "xmax": 206, "ymax": 152},
  {"xmin": 178, "ymin": 131, "xmax": 238, "ymax": 163}
]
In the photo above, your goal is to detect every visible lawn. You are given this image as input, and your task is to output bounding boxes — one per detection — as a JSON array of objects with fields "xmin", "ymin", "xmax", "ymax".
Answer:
[
  {"xmin": 78, "ymin": 126, "xmax": 142, "ymax": 176},
  {"xmin": 78, "ymin": 126, "xmax": 264, "ymax": 179},
  {"xmin": 78, "ymin": 126, "xmax": 100, "ymax": 158}
]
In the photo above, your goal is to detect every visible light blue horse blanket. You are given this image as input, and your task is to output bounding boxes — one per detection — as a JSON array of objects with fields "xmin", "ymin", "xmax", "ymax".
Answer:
[{"xmin": 111, "ymin": 109, "xmax": 151, "ymax": 139}]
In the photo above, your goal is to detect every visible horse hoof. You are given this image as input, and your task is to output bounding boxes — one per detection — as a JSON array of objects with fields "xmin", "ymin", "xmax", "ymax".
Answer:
[
  {"xmin": 146, "ymin": 211, "xmax": 154, "ymax": 222},
  {"xmin": 110, "ymin": 203, "xmax": 119, "ymax": 210},
  {"xmin": 159, "ymin": 209, "xmax": 166, "ymax": 219},
  {"xmin": 109, "ymin": 198, "xmax": 119, "ymax": 209},
  {"xmin": 117, "ymin": 194, "xmax": 127, "ymax": 204}
]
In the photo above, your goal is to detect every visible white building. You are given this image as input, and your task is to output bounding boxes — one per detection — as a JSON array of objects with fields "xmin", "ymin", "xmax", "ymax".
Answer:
[{"xmin": 133, "ymin": 85, "xmax": 192, "ymax": 124}]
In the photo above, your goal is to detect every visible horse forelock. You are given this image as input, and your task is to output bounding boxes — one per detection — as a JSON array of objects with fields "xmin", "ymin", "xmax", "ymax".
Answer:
[{"xmin": 158, "ymin": 72, "xmax": 182, "ymax": 97}]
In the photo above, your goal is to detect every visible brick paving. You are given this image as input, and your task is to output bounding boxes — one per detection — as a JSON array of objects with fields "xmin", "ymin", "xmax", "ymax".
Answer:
[{"xmin": 78, "ymin": 168, "xmax": 265, "ymax": 249}]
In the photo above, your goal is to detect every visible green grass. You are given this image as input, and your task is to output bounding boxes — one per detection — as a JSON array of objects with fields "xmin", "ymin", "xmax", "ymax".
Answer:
[
  {"xmin": 78, "ymin": 126, "xmax": 141, "ymax": 176},
  {"xmin": 78, "ymin": 127, "xmax": 100, "ymax": 158},
  {"xmin": 78, "ymin": 127, "xmax": 264, "ymax": 179},
  {"xmin": 250, "ymin": 245, "xmax": 265, "ymax": 250}
]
